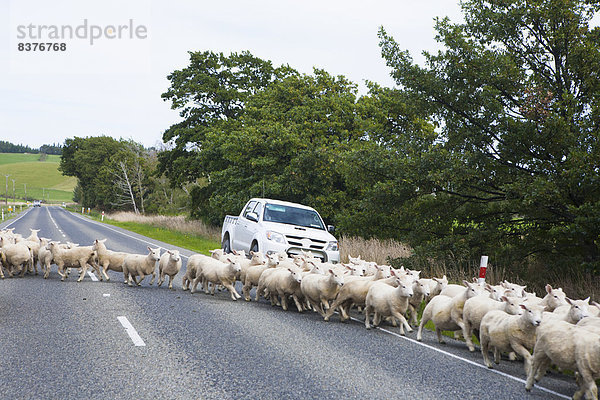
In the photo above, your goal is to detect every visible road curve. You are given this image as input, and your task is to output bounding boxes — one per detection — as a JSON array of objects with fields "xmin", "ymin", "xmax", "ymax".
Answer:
[{"xmin": 0, "ymin": 206, "xmax": 578, "ymax": 399}]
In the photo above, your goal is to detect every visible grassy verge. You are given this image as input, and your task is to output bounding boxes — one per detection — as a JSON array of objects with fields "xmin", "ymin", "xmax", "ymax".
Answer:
[{"xmin": 66, "ymin": 206, "xmax": 221, "ymax": 256}]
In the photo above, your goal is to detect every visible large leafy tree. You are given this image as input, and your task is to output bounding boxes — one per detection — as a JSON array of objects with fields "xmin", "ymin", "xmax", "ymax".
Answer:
[{"xmin": 378, "ymin": 0, "xmax": 600, "ymax": 270}]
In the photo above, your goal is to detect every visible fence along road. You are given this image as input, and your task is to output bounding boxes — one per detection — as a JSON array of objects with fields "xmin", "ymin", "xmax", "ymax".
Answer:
[{"xmin": 0, "ymin": 206, "xmax": 577, "ymax": 399}]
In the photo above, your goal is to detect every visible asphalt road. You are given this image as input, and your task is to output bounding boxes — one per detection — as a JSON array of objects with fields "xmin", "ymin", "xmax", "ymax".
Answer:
[{"xmin": 0, "ymin": 206, "xmax": 579, "ymax": 399}]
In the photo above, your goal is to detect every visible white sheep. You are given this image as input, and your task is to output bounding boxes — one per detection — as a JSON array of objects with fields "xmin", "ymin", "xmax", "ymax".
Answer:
[
  {"xmin": 407, "ymin": 278, "xmax": 431, "ymax": 326},
  {"xmin": 300, "ymin": 269, "xmax": 345, "ymax": 317},
  {"xmin": 0, "ymin": 238, "xmax": 33, "ymax": 278},
  {"xmin": 479, "ymin": 303, "xmax": 544, "ymax": 375},
  {"xmin": 181, "ymin": 254, "xmax": 203, "ymax": 291},
  {"xmin": 92, "ymin": 239, "xmax": 129, "ymax": 281},
  {"xmin": 364, "ymin": 274, "xmax": 414, "ymax": 334},
  {"xmin": 122, "ymin": 246, "xmax": 161, "ymax": 286},
  {"xmin": 158, "ymin": 249, "xmax": 182, "ymax": 290},
  {"xmin": 257, "ymin": 267, "xmax": 304, "ymax": 311},
  {"xmin": 417, "ymin": 280, "xmax": 483, "ymax": 344},
  {"xmin": 526, "ymin": 321, "xmax": 600, "ymax": 399},
  {"xmin": 543, "ymin": 297, "xmax": 590, "ymax": 325},
  {"xmin": 243, "ymin": 253, "xmax": 279, "ymax": 301},
  {"xmin": 462, "ymin": 294, "xmax": 523, "ymax": 352},
  {"xmin": 195, "ymin": 256, "xmax": 242, "ymax": 300},
  {"xmin": 47, "ymin": 241, "xmax": 99, "ymax": 282},
  {"xmin": 421, "ymin": 275, "xmax": 448, "ymax": 298}
]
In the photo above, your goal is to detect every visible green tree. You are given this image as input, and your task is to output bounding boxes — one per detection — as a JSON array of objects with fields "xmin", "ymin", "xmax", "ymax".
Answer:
[{"xmin": 378, "ymin": 0, "xmax": 600, "ymax": 270}]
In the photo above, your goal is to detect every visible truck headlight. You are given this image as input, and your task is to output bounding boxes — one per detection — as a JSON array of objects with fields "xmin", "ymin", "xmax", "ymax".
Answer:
[
  {"xmin": 266, "ymin": 231, "xmax": 286, "ymax": 244},
  {"xmin": 325, "ymin": 241, "xmax": 338, "ymax": 251}
]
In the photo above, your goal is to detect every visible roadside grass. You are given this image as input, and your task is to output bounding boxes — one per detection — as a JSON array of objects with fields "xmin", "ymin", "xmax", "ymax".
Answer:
[{"xmin": 67, "ymin": 207, "xmax": 221, "ymax": 256}]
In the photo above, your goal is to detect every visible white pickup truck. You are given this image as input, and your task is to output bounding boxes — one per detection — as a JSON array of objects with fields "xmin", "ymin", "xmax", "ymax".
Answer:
[{"xmin": 221, "ymin": 198, "xmax": 340, "ymax": 263}]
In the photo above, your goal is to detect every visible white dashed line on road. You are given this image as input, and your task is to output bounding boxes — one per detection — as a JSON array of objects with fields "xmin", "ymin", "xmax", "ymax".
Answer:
[
  {"xmin": 117, "ymin": 316, "xmax": 146, "ymax": 347},
  {"xmin": 103, "ymin": 293, "xmax": 110, "ymax": 297},
  {"xmin": 87, "ymin": 271, "xmax": 98, "ymax": 281}
]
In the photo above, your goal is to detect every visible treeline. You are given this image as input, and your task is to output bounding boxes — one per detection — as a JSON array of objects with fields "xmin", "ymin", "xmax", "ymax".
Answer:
[
  {"xmin": 59, "ymin": 137, "xmax": 189, "ymax": 215},
  {"xmin": 155, "ymin": 0, "xmax": 600, "ymax": 275},
  {"xmin": 0, "ymin": 141, "xmax": 62, "ymax": 155}
]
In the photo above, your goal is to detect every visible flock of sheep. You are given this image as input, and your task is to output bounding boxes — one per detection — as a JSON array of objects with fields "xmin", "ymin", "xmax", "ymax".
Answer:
[{"xmin": 1, "ymin": 227, "xmax": 600, "ymax": 399}]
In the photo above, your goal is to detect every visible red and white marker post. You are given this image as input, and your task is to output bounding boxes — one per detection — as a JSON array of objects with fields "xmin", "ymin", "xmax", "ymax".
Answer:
[
  {"xmin": 478, "ymin": 255, "xmax": 489, "ymax": 284},
  {"xmin": 101, "ymin": 211, "xmax": 105, "ymax": 221}
]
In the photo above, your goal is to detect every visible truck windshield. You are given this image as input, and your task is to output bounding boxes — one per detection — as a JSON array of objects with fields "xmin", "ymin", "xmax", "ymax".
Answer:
[{"xmin": 263, "ymin": 203, "xmax": 325, "ymax": 230}]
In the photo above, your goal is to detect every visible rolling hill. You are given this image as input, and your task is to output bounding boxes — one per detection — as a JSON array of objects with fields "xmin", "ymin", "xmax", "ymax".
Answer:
[{"xmin": 0, "ymin": 153, "xmax": 76, "ymax": 204}]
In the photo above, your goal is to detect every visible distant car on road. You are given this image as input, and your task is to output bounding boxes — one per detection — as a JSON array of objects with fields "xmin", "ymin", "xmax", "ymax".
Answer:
[{"xmin": 33, "ymin": 200, "xmax": 41, "ymax": 207}]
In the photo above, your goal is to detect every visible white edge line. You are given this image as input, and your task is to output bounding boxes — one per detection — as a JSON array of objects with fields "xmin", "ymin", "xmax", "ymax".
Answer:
[
  {"xmin": 87, "ymin": 271, "xmax": 99, "ymax": 282},
  {"xmin": 348, "ymin": 317, "xmax": 570, "ymax": 399},
  {"xmin": 67, "ymin": 209, "xmax": 190, "ymax": 259},
  {"xmin": 2, "ymin": 207, "xmax": 32, "ymax": 228},
  {"xmin": 117, "ymin": 316, "xmax": 146, "ymax": 347}
]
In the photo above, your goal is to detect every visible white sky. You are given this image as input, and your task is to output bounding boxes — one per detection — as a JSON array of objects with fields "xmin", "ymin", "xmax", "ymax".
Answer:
[{"xmin": 0, "ymin": 0, "xmax": 464, "ymax": 148}]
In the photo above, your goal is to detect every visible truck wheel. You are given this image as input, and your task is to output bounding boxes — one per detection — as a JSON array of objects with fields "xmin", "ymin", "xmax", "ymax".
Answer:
[
  {"xmin": 222, "ymin": 234, "xmax": 231, "ymax": 254},
  {"xmin": 250, "ymin": 241, "xmax": 259, "ymax": 254}
]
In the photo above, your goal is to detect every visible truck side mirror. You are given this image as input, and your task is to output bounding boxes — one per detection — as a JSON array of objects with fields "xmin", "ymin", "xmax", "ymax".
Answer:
[
  {"xmin": 327, "ymin": 225, "xmax": 335, "ymax": 234},
  {"xmin": 247, "ymin": 212, "xmax": 259, "ymax": 222}
]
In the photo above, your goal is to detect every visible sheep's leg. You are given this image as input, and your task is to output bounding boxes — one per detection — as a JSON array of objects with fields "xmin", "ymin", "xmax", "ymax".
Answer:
[
  {"xmin": 222, "ymin": 282, "xmax": 240, "ymax": 301},
  {"xmin": 157, "ymin": 272, "xmax": 164, "ymax": 287},
  {"xmin": 58, "ymin": 264, "xmax": 67, "ymax": 281},
  {"xmin": 481, "ymin": 334, "xmax": 493, "ymax": 368},
  {"xmin": 462, "ymin": 320, "xmax": 476, "ymax": 352},
  {"xmin": 279, "ymin": 292, "xmax": 288, "ymax": 310},
  {"xmin": 511, "ymin": 343, "xmax": 532, "ymax": 375},
  {"xmin": 576, "ymin": 369, "xmax": 597, "ymax": 400},
  {"xmin": 392, "ymin": 311, "xmax": 413, "ymax": 335},
  {"xmin": 435, "ymin": 328, "xmax": 446, "ymax": 344},
  {"xmin": 255, "ymin": 284, "xmax": 264, "ymax": 301},
  {"xmin": 123, "ymin": 268, "xmax": 129, "ymax": 284},
  {"xmin": 90, "ymin": 261, "xmax": 102, "ymax": 281},
  {"xmin": 242, "ymin": 281, "xmax": 252, "ymax": 301},
  {"xmin": 0, "ymin": 265, "xmax": 4, "ymax": 279},
  {"xmin": 168, "ymin": 275, "xmax": 174, "ymax": 290},
  {"xmin": 19, "ymin": 263, "xmax": 27, "ymax": 277},
  {"xmin": 292, "ymin": 294, "xmax": 303, "ymax": 313},
  {"xmin": 77, "ymin": 263, "xmax": 88, "ymax": 282},
  {"xmin": 101, "ymin": 264, "xmax": 111, "ymax": 281},
  {"xmin": 364, "ymin": 305, "xmax": 372, "ymax": 329},
  {"xmin": 182, "ymin": 275, "xmax": 189, "ymax": 291},
  {"xmin": 149, "ymin": 271, "xmax": 156, "ymax": 285}
]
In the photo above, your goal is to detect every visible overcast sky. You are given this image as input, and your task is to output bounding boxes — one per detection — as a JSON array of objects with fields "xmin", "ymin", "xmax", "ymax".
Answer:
[{"xmin": 0, "ymin": 0, "xmax": 464, "ymax": 148}]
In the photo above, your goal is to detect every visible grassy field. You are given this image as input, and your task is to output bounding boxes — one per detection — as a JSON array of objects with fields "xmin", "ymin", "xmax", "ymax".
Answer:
[{"xmin": 0, "ymin": 153, "xmax": 76, "ymax": 203}]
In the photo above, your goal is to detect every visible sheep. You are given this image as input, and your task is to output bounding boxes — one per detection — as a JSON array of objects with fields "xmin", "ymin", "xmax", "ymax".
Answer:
[
  {"xmin": 300, "ymin": 269, "xmax": 345, "ymax": 317},
  {"xmin": 420, "ymin": 275, "xmax": 448, "ymax": 298},
  {"xmin": 526, "ymin": 321, "xmax": 600, "ymax": 399},
  {"xmin": 364, "ymin": 274, "xmax": 414, "ymax": 334},
  {"xmin": 195, "ymin": 256, "xmax": 242, "ymax": 300},
  {"xmin": 47, "ymin": 241, "xmax": 99, "ymax": 282},
  {"xmin": 182, "ymin": 254, "xmax": 204, "ymax": 291},
  {"xmin": 543, "ymin": 297, "xmax": 591, "ymax": 325},
  {"xmin": 407, "ymin": 278, "xmax": 431, "ymax": 326},
  {"xmin": 539, "ymin": 284, "xmax": 569, "ymax": 311},
  {"xmin": 243, "ymin": 253, "xmax": 279, "ymax": 301},
  {"xmin": 157, "ymin": 249, "xmax": 182, "ymax": 290},
  {"xmin": 122, "ymin": 246, "xmax": 161, "ymax": 286},
  {"xmin": 462, "ymin": 294, "xmax": 523, "ymax": 352},
  {"xmin": 92, "ymin": 238, "xmax": 129, "ymax": 281},
  {"xmin": 577, "ymin": 316, "xmax": 600, "ymax": 333},
  {"xmin": 439, "ymin": 283, "xmax": 469, "ymax": 298},
  {"xmin": 500, "ymin": 280, "xmax": 527, "ymax": 298},
  {"xmin": 238, "ymin": 251, "xmax": 265, "ymax": 284},
  {"xmin": 0, "ymin": 238, "xmax": 33, "ymax": 278},
  {"xmin": 38, "ymin": 237, "xmax": 53, "ymax": 279},
  {"xmin": 479, "ymin": 303, "xmax": 544, "ymax": 375},
  {"xmin": 417, "ymin": 280, "xmax": 484, "ymax": 345},
  {"xmin": 257, "ymin": 267, "xmax": 304, "ymax": 311}
]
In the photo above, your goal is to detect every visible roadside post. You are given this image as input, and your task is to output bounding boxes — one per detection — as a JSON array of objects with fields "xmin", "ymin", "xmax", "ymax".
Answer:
[
  {"xmin": 1, "ymin": 209, "xmax": 3, "ymax": 221},
  {"xmin": 81, "ymin": 207, "xmax": 84, "ymax": 214},
  {"xmin": 478, "ymin": 256, "xmax": 489, "ymax": 284},
  {"xmin": 101, "ymin": 211, "xmax": 105, "ymax": 221}
]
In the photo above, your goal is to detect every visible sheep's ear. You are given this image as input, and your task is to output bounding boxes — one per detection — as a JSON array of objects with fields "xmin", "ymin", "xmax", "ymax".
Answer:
[
  {"xmin": 147, "ymin": 246, "xmax": 152, "ymax": 252},
  {"xmin": 167, "ymin": 250, "xmax": 173, "ymax": 255},
  {"xmin": 287, "ymin": 268, "xmax": 293, "ymax": 273},
  {"xmin": 501, "ymin": 296, "xmax": 509, "ymax": 302},
  {"xmin": 565, "ymin": 297, "xmax": 573, "ymax": 305},
  {"xmin": 250, "ymin": 251, "xmax": 255, "ymax": 256},
  {"xmin": 584, "ymin": 297, "xmax": 590, "ymax": 304},
  {"xmin": 328, "ymin": 269, "xmax": 334, "ymax": 275},
  {"xmin": 463, "ymin": 280, "xmax": 470, "ymax": 287},
  {"xmin": 344, "ymin": 264, "xmax": 352, "ymax": 270},
  {"xmin": 545, "ymin": 284, "xmax": 553, "ymax": 293},
  {"xmin": 226, "ymin": 257, "xmax": 232, "ymax": 263}
]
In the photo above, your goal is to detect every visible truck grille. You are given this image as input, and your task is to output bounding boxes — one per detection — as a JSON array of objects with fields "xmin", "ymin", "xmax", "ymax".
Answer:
[{"xmin": 285, "ymin": 235, "xmax": 326, "ymax": 250}]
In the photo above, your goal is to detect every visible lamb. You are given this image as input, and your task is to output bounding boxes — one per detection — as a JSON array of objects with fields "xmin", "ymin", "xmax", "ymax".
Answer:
[
  {"xmin": 243, "ymin": 253, "xmax": 279, "ymax": 301},
  {"xmin": 300, "ymin": 269, "xmax": 345, "ymax": 317},
  {"xmin": 526, "ymin": 321, "xmax": 600, "ymax": 399},
  {"xmin": 195, "ymin": 256, "xmax": 242, "ymax": 300},
  {"xmin": 0, "ymin": 238, "xmax": 33, "ymax": 278},
  {"xmin": 543, "ymin": 297, "xmax": 590, "ymax": 324},
  {"xmin": 92, "ymin": 238, "xmax": 129, "ymax": 281},
  {"xmin": 539, "ymin": 284, "xmax": 569, "ymax": 311},
  {"xmin": 257, "ymin": 267, "xmax": 304, "ymax": 311},
  {"xmin": 417, "ymin": 280, "xmax": 483, "ymax": 344},
  {"xmin": 407, "ymin": 278, "xmax": 431, "ymax": 326},
  {"xmin": 364, "ymin": 274, "xmax": 414, "ymax": 334},
  {"xmin": 238, "ymin": 251, "xmax": 265, "ymax": 284},
  {"xmin": 323, "ymin": 267, "xmax": 396, "ymax": 322},
  {"xmin": 122, "ymin": 247, "xmax": 161, "ymax": 286},
  {"xmin": 38, "ymin": 237, "xmax": 53, "ymax": 279},
  {"xmin": 462, "ymin": 294, "xmax": 523, "ymax": 352},
  {"xmin": 421, "ymin": 275, "xmax": 448, "ymax": 298},
  {"xmin": 479, "ymin": 303, "xmax": 544, "ymax": 375},
  {"xmin": 181, "ymin": 254, "xmax": 204, "ymax": 291},
  {"xmin": 157, "ymin": 250, "xmax": 182, "ymax": 290},
  {"xmin": 47, "ymin": 241, "xmax": 99, "ymax": 282}
]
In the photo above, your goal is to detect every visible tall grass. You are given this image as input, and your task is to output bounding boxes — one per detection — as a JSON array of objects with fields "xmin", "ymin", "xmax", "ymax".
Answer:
[
  {"xmin": 339, "ymin": 236, "xmax": 412, "ymax": 265},
  {"xmin": 107, "ymin": 211, "xmax": 221, "ymax": 241}
]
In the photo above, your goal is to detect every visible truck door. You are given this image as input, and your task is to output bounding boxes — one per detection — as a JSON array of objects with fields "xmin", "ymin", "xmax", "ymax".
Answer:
[{"xmin": 234, "ymin": 200, "xmax": 259, "ymax": 251}]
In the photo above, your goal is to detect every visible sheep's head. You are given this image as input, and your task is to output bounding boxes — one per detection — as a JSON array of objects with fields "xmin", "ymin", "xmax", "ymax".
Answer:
[
  {"xmin": 566, "ymin": 297, "xmax": 590, "ymax": 322},
  {"xmin": 501, "ymin": 296, "xmax": 523, "ymax": 315},
  {"xmin": 226, "ymin": 258, "xmax": 242, "ymax": 272},
  {"xmin": 266, "ymin": 254, "xmax": 279, "ymax": 268},
  {"xmin": 485, "ymin": 284, "xmax": 506, "ymax": 301},
  {"xmin": 328, "ymin": 269, "xmax": 344, "ymax": 286},
  {"xmin": 396, "ymin": 277, "xmax": 414, "ymax": 297},
  {"xmin": 250, "ymin": 251, "xmax": 264, "ymax": 264},
  {"xmin": 463, "ymin": 280, "xmax": 483, "ymax": 298},
  {"xmin": 414, "ymin": 279, "xmax": 430, "ymax": 297},
  {"xmin": 520, "ymin": 303, "xmax": 544, "ymax": 327},
  {"xmin": 147, "ymin": 247, "xmax": 161, "ymax": 261},
  {"xmin": 288, "ymin": 268, "xmax": 302, "ymax": 283},
  {"xmin": 167, "ymin": 250, "xmax": 181, "ymax": 263}
]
